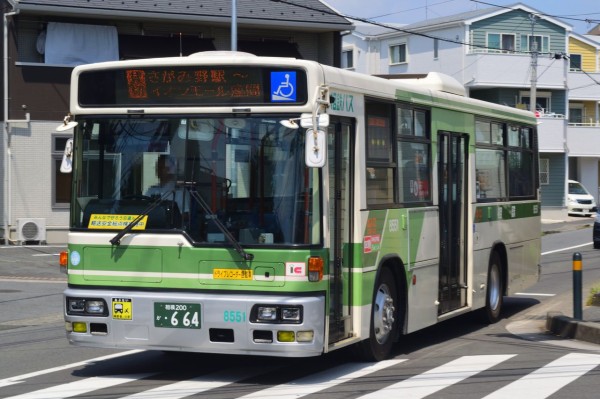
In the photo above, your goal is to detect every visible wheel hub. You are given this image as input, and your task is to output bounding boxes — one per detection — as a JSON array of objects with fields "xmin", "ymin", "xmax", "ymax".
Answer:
[{"xmin": 373, "ymin": 284, "xmax": 395, "ymax": 344}]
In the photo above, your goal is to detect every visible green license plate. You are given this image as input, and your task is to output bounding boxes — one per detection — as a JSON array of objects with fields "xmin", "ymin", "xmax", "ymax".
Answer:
[{"xmin": 154, "ymin": 302, "xmax": 201, "ymax": 329}]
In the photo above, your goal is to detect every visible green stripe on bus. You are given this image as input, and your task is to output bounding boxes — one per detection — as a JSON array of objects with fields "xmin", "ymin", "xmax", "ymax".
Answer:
[{"xmin": 474, "ymin": 202, "xmax": 541, "ymax": 223}]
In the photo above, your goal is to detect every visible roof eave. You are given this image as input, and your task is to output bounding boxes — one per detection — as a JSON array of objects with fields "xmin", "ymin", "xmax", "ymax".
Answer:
[{"xmin": 13, "ymin": 4, "xmax": 352, "ymax": 32}]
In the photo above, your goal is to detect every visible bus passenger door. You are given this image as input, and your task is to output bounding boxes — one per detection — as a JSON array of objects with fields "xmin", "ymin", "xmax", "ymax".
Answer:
[
  {"xmin": 438, "ymin": 131, "xmax": 468, "ymax": 314},
  {"xmin": 327, "ymin": 117, "xmax": 354, "ymax": 343}
]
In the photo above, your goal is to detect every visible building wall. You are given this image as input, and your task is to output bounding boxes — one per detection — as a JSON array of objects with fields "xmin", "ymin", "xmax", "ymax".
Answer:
[
  {"xmin": 341, "ymin": 33, "xmax": 371, "ymax": 74},
  {"xmin": 471, "ymin": 88, "xmax": 566, "ymax": 115},
  {"xmin": 541, "ymin": 153, "xmax": 567, "ymax": 207},
  {"xmin": 470, "ymin": 9, "xmax": 567, "ymax": 53},
  {"xmin": 568, "ymin": 37, "xmax": 598, "ymax": 72},
  {"xmin": 387, "ymin": 26, "xmax": 465, "ymax": 79},
  {"xmin": 8, "ymin": 121, "xmax": 69, "ymax": 242},
  {"xmin": 2, "ymin": 10, "xmax": 344, "ymax": 244},
  {"xmin": 578, "ymin": 157, "xmax": 599, "ymax": 203}
]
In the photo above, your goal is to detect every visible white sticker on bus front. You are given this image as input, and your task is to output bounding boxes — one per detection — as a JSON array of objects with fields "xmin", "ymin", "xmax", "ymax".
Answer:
[{"xmin": 286, "ymin": 262, "xmax": 306, "ymax": 276}]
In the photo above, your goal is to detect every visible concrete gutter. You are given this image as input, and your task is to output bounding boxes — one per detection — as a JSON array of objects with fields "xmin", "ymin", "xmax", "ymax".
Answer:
[{"xmin": 546, "ymin": 311, "xmax": 600, "ymax": 344}]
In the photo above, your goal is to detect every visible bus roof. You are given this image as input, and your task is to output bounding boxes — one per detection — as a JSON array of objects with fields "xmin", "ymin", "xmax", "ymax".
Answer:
[{"xmin": 70, "ymin": 51, "xmax": 537, "ymax": 125}]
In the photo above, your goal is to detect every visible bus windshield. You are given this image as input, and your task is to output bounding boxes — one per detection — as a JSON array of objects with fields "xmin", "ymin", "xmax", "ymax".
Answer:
[{"xmin": 71, "ymin": 116, "xmax": 321, "ymax": 246}]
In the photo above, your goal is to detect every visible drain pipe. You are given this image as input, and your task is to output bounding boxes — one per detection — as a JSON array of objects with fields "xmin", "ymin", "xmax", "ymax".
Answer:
[{"xmin": 3, "ymin": 8, "xmax": 19, "ymax": 244}]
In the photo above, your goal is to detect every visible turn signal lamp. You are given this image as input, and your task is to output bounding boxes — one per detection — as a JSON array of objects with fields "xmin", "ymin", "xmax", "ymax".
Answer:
[
  {"xmin": 308, "ymin": 256, "xmax": 323, "ymax": 282},
  {"xmin": 277, "ymin": 331, "xmax": 295, "ymax": 342},
  {"xmin": 59, "ymin": 251, "xmax": 68, "ymax": 273}
]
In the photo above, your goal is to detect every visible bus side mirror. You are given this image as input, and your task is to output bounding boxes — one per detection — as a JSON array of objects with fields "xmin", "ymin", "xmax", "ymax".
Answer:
[
  {"xmin": 60, "ymin": 138, "xmax": 74, "ymax": 173},
  {"xmin": 305, "ymin": 129, "xmax": 326, "ymax": 168}
]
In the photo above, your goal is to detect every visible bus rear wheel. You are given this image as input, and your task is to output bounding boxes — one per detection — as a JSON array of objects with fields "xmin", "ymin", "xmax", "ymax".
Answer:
[
  {"xmin": 356, "ymin": 267, "xmax": 398, "ymax": 361},
  {"xmin": 483, "ymin": 252, "xmax": 504, "ymax": 323}
]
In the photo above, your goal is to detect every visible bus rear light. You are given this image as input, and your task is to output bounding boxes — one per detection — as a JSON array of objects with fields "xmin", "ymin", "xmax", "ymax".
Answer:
[{"xmin": 308, "ymin": 257, "xmax": 323, "ymax": 282}]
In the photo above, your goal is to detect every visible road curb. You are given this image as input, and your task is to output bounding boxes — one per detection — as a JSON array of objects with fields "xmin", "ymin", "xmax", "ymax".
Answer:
[{"xmin": 546, "ymin": 311, "xmax": 600, "ymax": 344}]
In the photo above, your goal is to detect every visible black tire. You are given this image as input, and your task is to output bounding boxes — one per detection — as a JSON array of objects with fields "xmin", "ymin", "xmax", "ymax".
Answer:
[
  {"xmin": 356, "ymin": 267, "xmax": 398, "ymax": 361},
  {"xmin": 594, "ymin": 242, "xmax": 600, "ymax": 249},
  {"xmin": 483, "ymin": 252, "xmax": 504, "ymax": 323}
]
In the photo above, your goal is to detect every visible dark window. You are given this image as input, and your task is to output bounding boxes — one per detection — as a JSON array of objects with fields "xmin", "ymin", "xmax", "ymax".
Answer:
[
  {"xmin": 118, "ymin": 35, "xmax": 216, "ymax": 60},
  {"xmin": 475, "ymin": 120, "xmax": 537, "ymax": 201},
  {"xmin": 397, "ymin": 106, "xmax": 431, "ymax": 204},
  {"xmin": 52, "ymin": 135, "xmax": 72, "ymax": 207},
  {"xmin": 366, "ymin": 101, "xmax": 395, "ymax": 205},
  {"xmin": 570, "ymin": 54, "xmax": 582, "ymax": 71}
]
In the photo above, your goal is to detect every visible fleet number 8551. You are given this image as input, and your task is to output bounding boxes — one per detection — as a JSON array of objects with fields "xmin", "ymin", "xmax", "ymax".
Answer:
[{"xmin": 224, "ymin": 310, "xmax": 246, "ymax": 323}]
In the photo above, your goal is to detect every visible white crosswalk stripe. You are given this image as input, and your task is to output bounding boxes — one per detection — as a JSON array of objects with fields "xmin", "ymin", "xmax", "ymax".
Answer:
[
  {"xmin": 237, "ymin": 359, "xmax": 405, "ymax": 399},
  {"xmin": 3, "ymin": 352, "xmax": 600, "ymax": 399},
  {"xmin": 483, "ymin": 353, "xmax": 600, "ymax": 399},
  {"xmin": 4, "ymin": 373, "xmax": 156, "ymax": 399},
  {"xmin": 357, "ymin": 354, "xmax": 516, "ymax": 399},
  {"xmin": 121, "ymin": 365, "xmax": 278, "ymax": 399}
]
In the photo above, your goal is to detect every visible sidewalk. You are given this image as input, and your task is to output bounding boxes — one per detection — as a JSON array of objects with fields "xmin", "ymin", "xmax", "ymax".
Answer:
[{"xmin": 541, "ymin": 215, "xmax": 600, "ymax": 345}]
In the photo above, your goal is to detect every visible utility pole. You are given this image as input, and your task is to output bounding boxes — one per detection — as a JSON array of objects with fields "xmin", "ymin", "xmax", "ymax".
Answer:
[
  {"xmin": 231, "ymin": 0, "xmax": 237, "ymax": 51},
  {"xmin": 529, "ymin": 14, "xmax": 538, "ymax": 113}
]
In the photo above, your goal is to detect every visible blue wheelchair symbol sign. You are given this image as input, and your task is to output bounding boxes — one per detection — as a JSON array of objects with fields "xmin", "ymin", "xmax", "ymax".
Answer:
[{"xmin": 271, "ymin": 71, "xmax": 296, "ymax": 102}]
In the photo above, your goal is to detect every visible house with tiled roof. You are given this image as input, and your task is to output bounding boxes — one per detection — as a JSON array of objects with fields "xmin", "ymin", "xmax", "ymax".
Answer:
[
  {"xmin": 0, "ymin": 0, "xmax": 352, "ymax": 244},
  {"xmin": 343, "ymin": 3, "xmax": 600, "ymax": 219}
]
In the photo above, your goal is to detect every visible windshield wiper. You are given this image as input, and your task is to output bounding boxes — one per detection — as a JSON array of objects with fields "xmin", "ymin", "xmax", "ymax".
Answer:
[
  {"xmin": 182, "ymin": 181, "xmax": 254, "ymax": 261},
  {"xmin": 109, "ymin": 190, "xmax": 175, "ymax": 246}
]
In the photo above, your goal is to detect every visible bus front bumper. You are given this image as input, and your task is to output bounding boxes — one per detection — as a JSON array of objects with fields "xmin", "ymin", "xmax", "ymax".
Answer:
[{"xmin": 64, "ymin": 288, "xmax": 326, "ymax": 357}]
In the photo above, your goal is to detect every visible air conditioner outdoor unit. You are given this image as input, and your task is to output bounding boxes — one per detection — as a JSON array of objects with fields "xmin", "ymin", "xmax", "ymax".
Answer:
[{"xmin": 17, "ymin": 218, "xmax": 46, "ymax": 244}]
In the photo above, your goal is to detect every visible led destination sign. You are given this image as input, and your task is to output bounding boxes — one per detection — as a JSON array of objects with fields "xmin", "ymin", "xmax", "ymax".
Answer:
[{"xmin": 78, "ymin": 66, "xmax": 307, "ymax": 107}]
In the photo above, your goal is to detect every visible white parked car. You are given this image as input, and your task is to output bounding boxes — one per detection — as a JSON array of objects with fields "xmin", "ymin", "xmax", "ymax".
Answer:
[{"xmin": 567, "ymin": 180, "xmax": 597, "ymax": 217}]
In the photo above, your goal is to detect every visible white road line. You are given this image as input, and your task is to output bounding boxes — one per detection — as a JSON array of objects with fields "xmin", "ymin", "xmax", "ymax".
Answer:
[
  {"xmin": 541, "ymin": 242, "xmax": 591, "ymax": 256},
  {"xmin": 0, "ymin": 350, "xmax": 143, "ymax": 388},
  {"xmin": 357, "ymin": 354, "xmax": 516, "ymax": 399},
  {"xmin": 4, "ymin": 373, "xmax": 155, "ymax": 399},
  {"xmin": 483, "ymin": 352, "xmax": 600, "ymax": 399},
  {"xmin": 514, "ymin": 292, "xmax": 556, "ymax": 297},
  {"xmin": 238, "ymin": 359, "xmax": 405, "ymax": 399},
  {"xmin": 123, "ymin": 365, "xmax": 278, "ymax": 399}
]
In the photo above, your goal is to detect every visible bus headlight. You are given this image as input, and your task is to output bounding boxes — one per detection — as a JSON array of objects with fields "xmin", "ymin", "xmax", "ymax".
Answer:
[
  {"xmin": 281, "ymin": 307, "xmax": 301, "ymax": 322},
  {"xmin": 85, "ymin": 300, "xmax": 106, "ymax": 314},
  {"xmin": 67, "ymin": 297, "xmax": 108, "ymax": 316},
  {"xmin": 256, "ymin": 306, "xmax": 278, "ymax": 321},
  {"xmin": 252, "ymin": 305, "xmax": 303, "ymax": 324}
]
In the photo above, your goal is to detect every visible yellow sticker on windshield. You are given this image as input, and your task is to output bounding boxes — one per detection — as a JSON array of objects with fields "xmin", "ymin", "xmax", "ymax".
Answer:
[{"xmin": 88, "ymin": 214, "xmax": 148, "ymax": 230}]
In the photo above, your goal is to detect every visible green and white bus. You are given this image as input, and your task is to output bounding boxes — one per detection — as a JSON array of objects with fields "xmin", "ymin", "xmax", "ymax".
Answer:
[{"xmin": 60, "ymin": 51, "xmax": 540, "ymax": 361}]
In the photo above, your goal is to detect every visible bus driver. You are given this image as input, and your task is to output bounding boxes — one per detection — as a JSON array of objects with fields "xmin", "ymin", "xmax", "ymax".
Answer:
[{"xmin": 146, "ymin": 154, "xmax": 190, "ymax": 219}]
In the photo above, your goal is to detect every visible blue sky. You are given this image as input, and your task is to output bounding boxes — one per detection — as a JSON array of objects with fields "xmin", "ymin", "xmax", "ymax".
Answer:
[{"xmin": 322, "ymin": 0, "xmax": 600, "ymax": 35}]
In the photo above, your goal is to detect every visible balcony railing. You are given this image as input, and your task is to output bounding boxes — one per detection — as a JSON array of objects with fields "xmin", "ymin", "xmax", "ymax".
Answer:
[
  {"xmin": 465, "ymin": 53, "xmax": 567, "ymax": 88},
  {"xmin": 567, "ymin": 124, "xmax": 600, "ymax": 156}
]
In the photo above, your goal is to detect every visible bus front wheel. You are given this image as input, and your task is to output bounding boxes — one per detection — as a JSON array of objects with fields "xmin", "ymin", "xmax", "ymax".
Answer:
[
  {"xmin": 483, "ymin": 252, "xmax": 504, "ymax": 323},
  {"xmin": 356, "ymin": 267, "xmax": 398, "ymax": 361}
]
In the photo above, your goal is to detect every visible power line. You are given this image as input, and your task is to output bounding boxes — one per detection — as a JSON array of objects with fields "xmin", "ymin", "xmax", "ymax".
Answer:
[
  {"xmin": 367, "ymin": 0, "xmax": 459, "ymax": 20},
  {"xmin": 271, "ymin": 0, "xmax": 542, "ymax": 55},
  {"xmin": 271, "ymin": 0, "xmax": 600, "ymax": 87}
]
